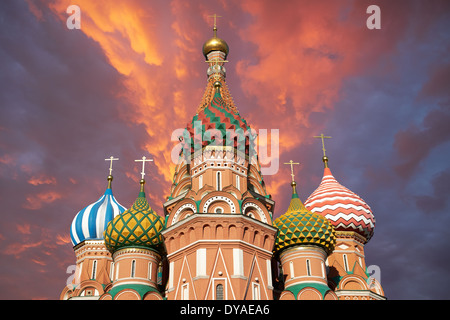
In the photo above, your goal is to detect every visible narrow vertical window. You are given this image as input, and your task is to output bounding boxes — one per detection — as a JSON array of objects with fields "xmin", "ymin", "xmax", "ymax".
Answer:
[
  {"xmin": 321, "ymin": 261, "xmax": 325, "ymax": 278},
  {"xmin": 148, "ymin": 262, "xmax": 152, "ymax": 280},
  {"xmin": 77, "ymin": 262, "xmax": 83, "ymax": 284},
  {"xmin": 216, "ymin": 171, "xmax": 222, "ymax": 191},
  {"xmin": 253, "ymin": 283, "xmax": 261, "ymax": 300},
  {"xmin": 182, "ymin": 283, "xmax": 189, "ymax": 300},
  {"xmin": 343, "ymin": 254, "xmax": 349, "ymax": 272},
  {"xmin": 199, "ymin": 174, "xmax": 203, "ymax": 189},
  {"xmin": 196, "ymin": 248, "xmax": 207, "ymax": 276},
  {"xmin": 131, "ymin": 260, "xmax": 136, "ymax": 278},
  {"xmin": 266, "ymin": 260, "xmax": 273, "ymax": 288},
  {"xmin": 91, "ymin": 260, "xmax": 97, "ymax": 280},
  {"xmin": 306, "ymin": 259, "xmax": 311, "ymax": 276},
  {"xmin": 236, "ymin": 175, "xmax": 240, "ymax": 190},
  {"xmin": 115, "ymin": 263, "xmax": 119, "ymax": 280},
  {"xmin": 169, "ymin": 262, "xmax": 174, "ymax": 289},
  {"xmin": 233, "ymin": 248, "xmax": 244, "ymax": 277},
  {"xmin": 289, "ymin": 261, "xmax": 294, "ymax": 279},
  {"xmin": 110, "ymin": 262, "xmax": 115, "ymax": 281},
  {"xmin": 216, "ymin": 284, "xmax": 224, "ymax": 300}
]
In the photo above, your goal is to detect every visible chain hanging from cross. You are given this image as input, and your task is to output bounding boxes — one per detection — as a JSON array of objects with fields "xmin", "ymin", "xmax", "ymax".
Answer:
[
  {"xmin": 135, "ymin": 156, "xmax": 153, "ymax": 180},
  {"xmin": 284, "ymin": 160, "xmax": 300, "ymax": 183}
]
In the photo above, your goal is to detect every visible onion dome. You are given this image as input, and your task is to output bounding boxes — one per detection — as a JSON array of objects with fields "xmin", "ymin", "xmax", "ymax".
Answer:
[
  {"xmin": 70, "ymin": 175, "xmax": 126, "ymax": 247},
  {"xmin": 203, "ymin": 26, "xmax": 229, "ymax": 58},
  {"xmin": 104, "ymin": 179, "xmax": 165, "ymax": 253},
  {"xmin": 304, "ymin": 157, "xmax": 375, "ymax": 242},
  {"xmin": 180, "ymin": 82, "xmax": 256, "ymax": 157},
  {"xmin": 273, "ymin": 181, "xmax": 336, "ymax": 255}
]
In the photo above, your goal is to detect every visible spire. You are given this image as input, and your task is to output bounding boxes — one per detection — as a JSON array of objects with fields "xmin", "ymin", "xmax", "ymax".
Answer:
[
  {"xmin": 197, "ymin": 18, "xmax": 237, "ymax": 113},
  {"xmin": 314, "ymin": 134, "xmax": 332, "ymax": 168}
]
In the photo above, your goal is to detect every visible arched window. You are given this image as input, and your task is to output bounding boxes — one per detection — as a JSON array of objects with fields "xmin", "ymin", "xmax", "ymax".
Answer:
[{"xmin": 216, "ymin": 284, "xmax": 224, "ymax": 300}]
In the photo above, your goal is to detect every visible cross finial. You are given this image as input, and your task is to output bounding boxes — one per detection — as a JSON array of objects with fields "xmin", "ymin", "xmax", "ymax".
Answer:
[
  {"xmin": 105, "ymin": 156, "xmax": 119, "ymax": 176},
  {"xmin": 134, "ymin": 156, "xmax": 153, "ymax": 180},
  {"xmin": 314, "ymin": 134, "xmax": 332, "ymax": 167},
  {"xmin": 314, "ymin": 134, "xmax": 332, "ymax": 157},
  {"xmin": 284, "ymin": 160, "xmax": 300, "ymax": 183},
  {"xmin": 208, "ymin": 14, "xmax": 222, "ymax": 28}
]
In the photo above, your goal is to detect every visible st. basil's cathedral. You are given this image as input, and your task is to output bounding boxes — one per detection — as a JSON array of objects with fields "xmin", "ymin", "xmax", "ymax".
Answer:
[{"xmin": 60, "ymin": 23, "xmax": 385, "ymax": 301}]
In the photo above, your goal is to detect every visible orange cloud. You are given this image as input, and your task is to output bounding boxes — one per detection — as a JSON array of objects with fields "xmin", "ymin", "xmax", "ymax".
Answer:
[
  {"xmin": 23, "ymin": 191, "xmax": 63, "ymax": 210},
  {"xmin": 2, "ymin": 241, "xmax": 43, "ymax": 257},
  {"xmin": 235, "ymin": 0, "xmax": 410, "ymax": 161},
  {"xmin": 42, "ymin": 1, "xmax": 184, "ymax": 196},
  {"xmin": 28, "ymin": 175, "xmax": 57, "ymax": 186},
  {"xmin": 31, "ymin": 259, "xmax": 47, "ymax": 266},
  {"xmin": 56, "ymin": 234, "xmax": 71, "ymax": 245},
  {"xmin": 17, "ymin": 224, "xmax": 32, "ymax": 235}
]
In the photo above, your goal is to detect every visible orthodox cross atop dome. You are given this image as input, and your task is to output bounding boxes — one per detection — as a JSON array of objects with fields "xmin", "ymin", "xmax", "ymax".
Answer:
[
  {"xmin": 135, "ymin": 156, "xmax": 153, "ymax": 180},
  {"xmin": 284, "ymin": 160, "xmax": 300, "ymax": 194},
  {"xmin": 105, "ymin": 156, "xmax": 119, "ymax": 175},
  {"xmin": 105, "ymin": 156, "xmax": 119, "ymax": 188},
  {"xmin": 314, "ymin": 133, "xmax": 332, "ymax": 167},
  {"xmin": 284, "ymin": 160, "xmax": 300, "ymax": 183},
  {"xmin": 209, "ymin": 13, "xmax": 221, "ymax": 29}
]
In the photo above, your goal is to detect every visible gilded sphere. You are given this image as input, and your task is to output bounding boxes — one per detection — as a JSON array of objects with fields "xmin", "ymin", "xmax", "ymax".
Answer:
[{"xmin": 202, "ymin": 36, "xmax": 229, "ymax": 58}]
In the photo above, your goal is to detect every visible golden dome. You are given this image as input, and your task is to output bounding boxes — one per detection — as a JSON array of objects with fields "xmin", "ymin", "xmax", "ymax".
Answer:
[{"xmin": 202, "ymin": 27, "xmax": 229, "ymax": 58}]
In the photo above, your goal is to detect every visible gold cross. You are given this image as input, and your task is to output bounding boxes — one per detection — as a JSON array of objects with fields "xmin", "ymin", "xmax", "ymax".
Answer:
[
  {"xmin": 208, "ymin": 14, "xmax": 222, "ymax": 28},
  {"xmin": 284, "ymin": 160, "xmax": 300, "ymax": 182},
  {"xmin": 105, "ymin": 156, "xmax": 119, "ymax": 176},
  {"xmin": 314, "ymin": 134, "xmax": 332, "ymax": 157},
  {"xmin": 134, "ymin": 156, "xmax": 153, "ymax": 180}
]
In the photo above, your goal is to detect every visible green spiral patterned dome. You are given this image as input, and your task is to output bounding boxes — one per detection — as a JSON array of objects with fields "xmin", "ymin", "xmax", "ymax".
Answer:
[
  {"xmin": 104, "ymin": 181, "xmax": 165, "ymax": 253},
  {"xmin": 273, "ymin": 184, "xmax": 336, "ymax": 255}
]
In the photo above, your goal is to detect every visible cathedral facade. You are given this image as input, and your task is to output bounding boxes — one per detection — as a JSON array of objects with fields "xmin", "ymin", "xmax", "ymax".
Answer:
[{"xmin": 60, "ymin": 25, "xmax": 385, "ymax": 301}]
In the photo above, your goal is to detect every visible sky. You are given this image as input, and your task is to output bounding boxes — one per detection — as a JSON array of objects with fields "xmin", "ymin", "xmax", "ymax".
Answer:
[{"xmin": 0, "ymin": 0, "xmax": 449, "ymax": 300}]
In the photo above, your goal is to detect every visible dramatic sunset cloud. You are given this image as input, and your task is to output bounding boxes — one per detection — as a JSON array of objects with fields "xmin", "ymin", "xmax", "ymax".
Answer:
[{"xmin": 0, "ymin": 0, "xmax": 449, "ymax": 300}]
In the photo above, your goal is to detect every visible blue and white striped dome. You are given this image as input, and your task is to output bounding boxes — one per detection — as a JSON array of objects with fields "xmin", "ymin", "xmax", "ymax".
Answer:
[{"xmin": 70, "ymin": 182, "xmax": 126, "ymax": 247}]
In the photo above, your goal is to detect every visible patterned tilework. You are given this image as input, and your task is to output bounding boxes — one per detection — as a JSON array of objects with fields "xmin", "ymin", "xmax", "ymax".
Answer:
[
  {"xmin": 104, "ymin": 191, "xmax": 165, "ymax": 253},
  {"xmin": 70, "ymin": 187, "xmax": 126, "ymax": 247},
  {"xmin": 273, "ymin": 193, "xmax": 336, "ymax": 255},
  {"xmin": 181, "ymin": 83, "xmax": 256, "ymax": 156},
  {"xmin": 304, "ymin": 167, "xmax": 375, "ymax": 242}
]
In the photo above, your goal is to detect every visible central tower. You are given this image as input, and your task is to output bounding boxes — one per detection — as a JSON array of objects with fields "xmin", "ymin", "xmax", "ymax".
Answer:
[{"xmin": 161, "ymin": 23, "xmax": 277, "ymax": 300}]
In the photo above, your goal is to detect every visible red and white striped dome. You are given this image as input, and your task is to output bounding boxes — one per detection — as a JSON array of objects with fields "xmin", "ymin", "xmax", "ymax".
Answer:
[{"xmin": 304, "ymin": 166, "xmax": 375, "ymax": 242}]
